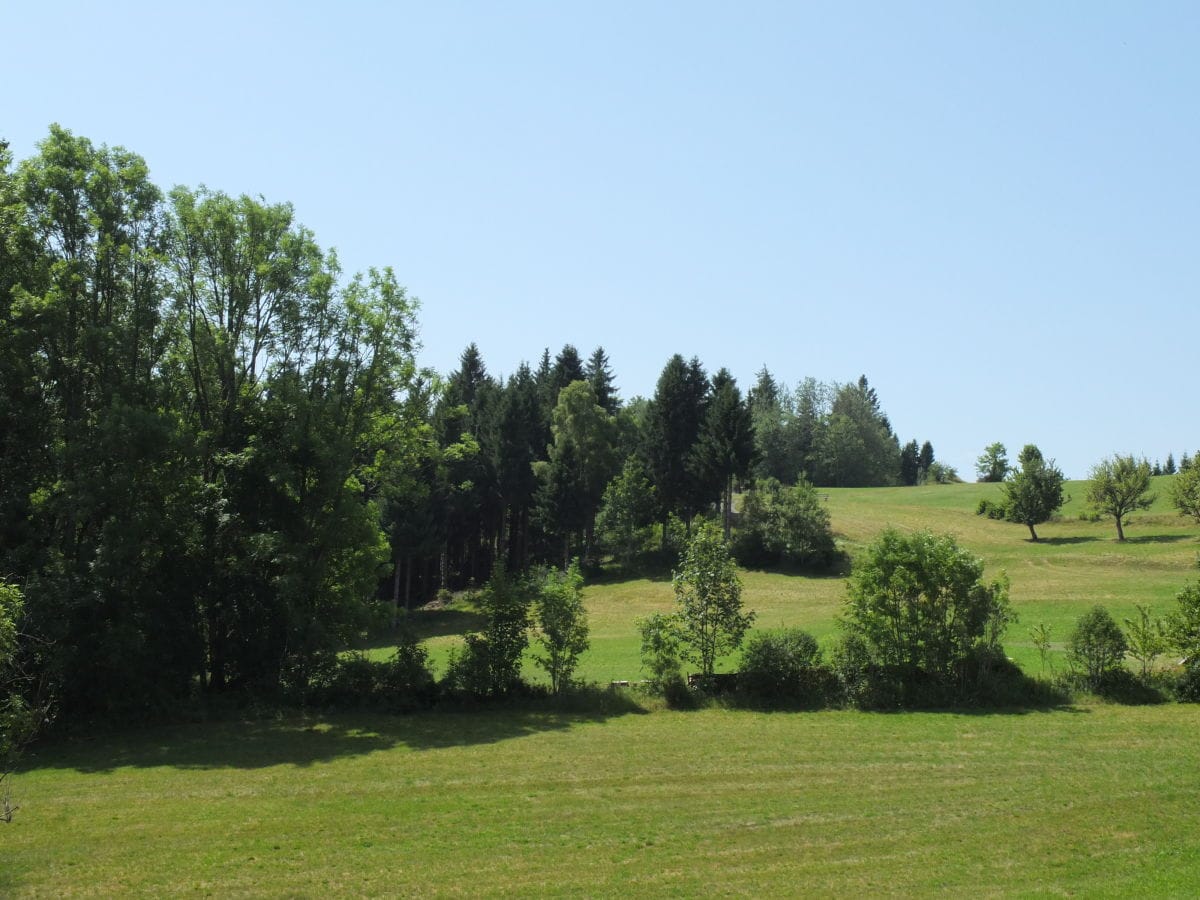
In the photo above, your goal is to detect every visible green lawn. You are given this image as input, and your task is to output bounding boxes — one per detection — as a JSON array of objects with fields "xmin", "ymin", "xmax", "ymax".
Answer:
[{"xmin": 7, "ymin": 703, "xmax": 1200, "ymax": 895}]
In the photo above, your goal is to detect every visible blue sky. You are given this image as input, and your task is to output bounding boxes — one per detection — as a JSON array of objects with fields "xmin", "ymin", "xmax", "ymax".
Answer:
[{"xmin": 5, "ymin": 2, "xmax": 1198, "ymax": 479}]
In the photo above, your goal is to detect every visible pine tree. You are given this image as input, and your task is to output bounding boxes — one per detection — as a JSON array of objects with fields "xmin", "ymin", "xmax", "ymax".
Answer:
[
  {"xmin": 692, "ymin": 369, "xmax": 756, "ymax": 540},
  {"xmin": 1166, "ymin": 453, "xmax": 1177, "ymax": 475},
  {"xmin": 584, "ymin": 346, "xmax": 620, "ymax": 414}
]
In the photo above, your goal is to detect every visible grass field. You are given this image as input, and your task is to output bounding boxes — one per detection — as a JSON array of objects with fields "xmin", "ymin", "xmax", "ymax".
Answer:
[
  {"xmin": 389, "ymin": 476, "xmax": 1200, "ymax": 681},
  {"xmin": 7, "ymin": 703, "xmax": 1200, "ymax": 895},
  {"xmin": 7, "ymin": 478, "xmax": 1200, "ymax": 896}
]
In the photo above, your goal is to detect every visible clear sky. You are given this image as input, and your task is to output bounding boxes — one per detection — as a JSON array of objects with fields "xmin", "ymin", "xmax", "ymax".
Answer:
[{"xmin": 5, "ymin": 2, "xmax": 1198, "ymax": 479}]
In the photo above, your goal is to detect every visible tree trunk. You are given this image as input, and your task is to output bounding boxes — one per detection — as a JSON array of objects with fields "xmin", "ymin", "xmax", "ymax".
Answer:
[
  {"xmin": 391, "ymin": 556, "xmax": 402, "ymax": 627},
  {"xmin": 1116, "ymin": 517, "xmax": 1126, "ymax": 541}
]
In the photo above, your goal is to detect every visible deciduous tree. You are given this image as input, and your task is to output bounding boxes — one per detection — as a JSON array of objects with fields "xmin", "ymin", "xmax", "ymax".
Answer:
[
  {"xmin": 1086, "ymin": 455, "xmax": 1154, "ymax": 541},
  {"xmin": 1002, "ymin": 445, "xmax": 1065, "ymax": 541}
]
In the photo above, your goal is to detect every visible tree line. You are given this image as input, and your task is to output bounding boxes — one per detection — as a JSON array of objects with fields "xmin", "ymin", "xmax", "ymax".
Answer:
[{"xmin": 0, "ymin": 127, "xmax": 930, "ymax": 723}]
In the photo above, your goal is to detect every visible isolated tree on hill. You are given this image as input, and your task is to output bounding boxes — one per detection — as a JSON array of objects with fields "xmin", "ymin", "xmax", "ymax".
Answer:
[
  {"xmin": 673, "ymin": 523, "xmax": 754, "ymax": 678},
  {"xmin": 1002, "ymin": 444, "xmax": 1065, "ymax": 541},
  {"xmin": 1086, "ymin": 455, "xmax": 1154, "ymax": 541},
  {"xmin": 692, "ymin": 369, "xmax": 756, "ymax": 540},
  {"xmin": 976, "ymin": 443, "xmax": 1010, "ymax": 483}
]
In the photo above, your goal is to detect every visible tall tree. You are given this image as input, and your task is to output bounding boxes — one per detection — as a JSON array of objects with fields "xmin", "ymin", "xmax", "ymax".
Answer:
[
  {"xmin": 643, "ymin": 355, "xmax": 709, "ymax": 542},
  {"xmin": 692, "ymin": 369, "xmax": 756, "ymax": 540},
  {"xmin": 899, "ymin": 440, "xmax": 920, "ymax": 486},
  {"xmin": 584, "ymin": 346, "xmax": 620, "ymax": 414},
  {"xmin": 976, "ymin": 442, "xmax": 1010, "ymax": 483}
]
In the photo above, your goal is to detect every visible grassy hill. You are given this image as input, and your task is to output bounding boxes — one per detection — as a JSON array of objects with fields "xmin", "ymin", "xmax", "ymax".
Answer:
[
  {"xmin": 408, "ymin": 476, "xmax": 1199, "ymax": 681},
  {"xmin": 6, "ymin": 478, "xmax": 1200, "ymax": 896}
]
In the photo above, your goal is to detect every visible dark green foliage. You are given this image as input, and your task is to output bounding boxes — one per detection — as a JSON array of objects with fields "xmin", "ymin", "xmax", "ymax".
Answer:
[
  {"xmin": 1002, "ymin": 444, "xmax": 1066, "ymax": 541},
  {"xmin": 842, "ymin": 529, "xmax": 1014, "ymax": 705},
  {"xmin": 899, "ymin": 440, "xmax": 920, "ymax": 486},
  {"xmin": 1165, "ymin": 453, "xmax": 1177, "ymax": 475},
  {"xmin": 644, "ymin": 355, "xmax": 710, "ymax": 536},
  {"xmin": 976, "ymin": 498, "xmax": 1008, "ymax": 520},
  {"xmin": 734, "ymin": 478, "xmax": 837, "ymax": 570},
  {"xmin": 738, "ymin": 628, "xmax": 829, "ymax": 704},
  {"xmin": 691, "ymin": 369, "xmax": 755, "ymax": 540},
  {"xmin": 814, "ymin": 377, "xmax": 901, "ymax": 487},
  {"xmin": 918, "ymin": 440, "xmax": 935, "ymax": 476},
  {"xmin": 1068, "ymin": 606, "xmax": 1129, "ymax": 689},
  {"xmin": 1165, "ymin": 579, "xmax": 1200, "ymax": 663},
  {"xmin": 584, "ymin": 346, "xmax": 620, "ymax": 414}
]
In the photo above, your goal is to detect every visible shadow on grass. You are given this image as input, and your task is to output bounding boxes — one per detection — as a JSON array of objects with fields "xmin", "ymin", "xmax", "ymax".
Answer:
[
  {"xmin": 1034, "ymin": 536, "xmax": 1102, "ymax": 546},
  {"xmin": 1123, "ymin": 534, "xmax": 1195, "ymax": 545},
  {"xmin": 26, "ymin": 689, "xmax": 648, "ymax": 775},
  {"xmin": 353, "ymin": 608, "xmax": 486, "ymax": 650}
]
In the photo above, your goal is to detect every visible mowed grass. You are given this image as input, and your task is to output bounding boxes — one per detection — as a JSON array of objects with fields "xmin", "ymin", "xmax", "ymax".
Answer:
[
  {"xmin": 381, "ymin": 475, "xmax": 1199, "ymax": 681},
  {"xmin": 7, "ymin": 703, "xmax": 1200, "ymax": 896},
  {"xmin": 10, "ymin": 478, "xmax": 1200, "ymax": 896}
]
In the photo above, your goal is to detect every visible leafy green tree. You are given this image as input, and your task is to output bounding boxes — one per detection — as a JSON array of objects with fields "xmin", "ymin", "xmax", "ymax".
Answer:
[
  {"xmin": 672, "ymin": 523, "xmax": 754, "ymax": 677},
  {"xmin": 445, "ymin": 562, "xmax": 531, "ymax": 698},
  {"xmin": 1086, "ymin": 455, "xmax": 1154, "ymax": 541},
  {"xmin": 1, "ymin": 581, "xmax": 45, "ymax": 821},
  {"xmin": 1170, "ymin": 464, "xmax": 1200, "ymax": 525},
  {"xmin": 595, "ymin": 458, "xmax": 658, "ymax": 566},
  {"xmin": 976, "ymin": 442, "xmax": 1010, "ymax": 483},
  {"xmin": 531, "ymin": 561, "xmax": 589, "ymax": 694},
  {"xmin": 637, "ymin": 612, "xmax": 685, "ymax": 691},
  {"xmin": 1164, "ymin": 579, "xmax": 1200, "ymax": 662},
  {"xmin": 1002, "ymin": 444, "xmax": 1066, "ymax": 541},
  {"xmin": 1068, "ymin": 606, "xmax": 1128, "ymax": 688},
  {"xmin": 815, "ymin": 376, "xmax": 900, "ymax": 486},
  {"xmin": 1123, "ymin": 604, "xmax": 1166, "ymax": 679},
  {"xmin": 735, "ymin": 478, "xmax": 836, "ymax": 569},
  {"xmin": 843, "ymin": 529, "xmax": 1013, "ymax": 693},
  {"xmin": 918, "ymin": 440, "xmax": 935, "ymax": 478}
]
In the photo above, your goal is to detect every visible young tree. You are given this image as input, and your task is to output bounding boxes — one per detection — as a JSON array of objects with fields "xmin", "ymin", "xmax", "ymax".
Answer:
[
  {"xmin": 843, "ymin": 529, "xmax": 1013, "ymax": 693},
  {"xmin": 1002, "ymin": 445, "xmax": 1066, "ymax": 541},
  {"xmin": 1164, "ymin": 578, "xmax": 1200, "ymax": 663},
  {"xmin": 1165, "ymin": 453, "xmax": 1177, "ymax": 475},
  {"xmin": 1068, "ymin": 606, "xmax": 1128, "ymax": 689},
  {"xmin": 672, "ymin": 523, "xmax": 754, "ymax": 677},
  {"xmin": 976, "ymin": 442, "xmax": 1010, "ymax": 483},
  {"xmin": 1086, "ymin": 455, "xmax": 1154, "ymax": 541},
  {"xmin": 1170, "ymin": 464, "xmax": 1200, "ymax": 525},
  {"xmin": 1123, "ymin": 604, "xmax": 1166, "ymax": 679},
  {"xmin": 531, "ymin": 561, "xmax": 589, "ymax": 694}
]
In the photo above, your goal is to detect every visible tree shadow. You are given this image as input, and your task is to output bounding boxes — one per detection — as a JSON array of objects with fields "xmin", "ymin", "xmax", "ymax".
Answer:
[
  {"xmin": 1123, "ymin": 534, "xmax": 1195, "ymax": 545},
  {"xmin": 25, "ymin": 690, "xmax": 648, "ymax": 775},
  {"xmin": 1035, "ymin": 536, "xmax": 1101, "ymax": 546},
  {"xmin": 354, "ymin": 608, "xmax": 486, "ymax": 650}
]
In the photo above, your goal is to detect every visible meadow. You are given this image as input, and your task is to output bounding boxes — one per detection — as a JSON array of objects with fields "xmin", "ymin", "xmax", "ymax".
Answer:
[{"xmin": 5, "ymin": 478, "xmax": 1200, "ymax": 896}]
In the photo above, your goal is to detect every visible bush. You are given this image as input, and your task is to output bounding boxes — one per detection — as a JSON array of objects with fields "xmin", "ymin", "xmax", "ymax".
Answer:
[
  {"xmin": 738, "ymin": 628, "xmax": 827, "ymax": 704},
  {"xmin": 380, "ymin": 634, "xmax": 437, "ymax": 710},
  {"xmin": 1176, "ymin": 661, "xmax": 1200, "ymax": 702},
  {"xmin": 637, "ymin": 612, "xmax": 684, "ymax": 693},
  {"xmin": 842, "ymin": 529, "xmax": 1013, "ymax": 705},
  {"xmin": 975, "ymin": 498, "xmax": 1008, "ymax": 520},
  {"xmin": 734, "ymin": 478, "xmax": 838, "ymax": 570},
  {"xmin": 1068, "ymin": 606, "xmax": 1128, "ymax": 689},
  {"xmin": 531, "ymin": 562, "xmax": 589, "ymax": 694}
]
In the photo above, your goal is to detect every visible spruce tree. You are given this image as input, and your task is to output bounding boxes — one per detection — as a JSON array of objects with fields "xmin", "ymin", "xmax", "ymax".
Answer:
[{"xmin": 584, "ymin": 346, "xmax": 620, "ymax": 414}]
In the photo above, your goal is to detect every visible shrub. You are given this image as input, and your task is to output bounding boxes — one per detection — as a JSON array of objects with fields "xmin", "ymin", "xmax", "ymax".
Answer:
[
  {"xmin": 734, "ymin": 478, "xmax": 838, "ymax": 570},
  {"xmin": 738, "ymin": 628, "xmax": 827, "ymax": 704},
  {"xmin": 637, "ymin": 612, "xmax": 684, "ymax": 693},
  {"xmin": 842, "ymin": 529, "xmax": 1013, "ymax": 705},
  {"xmin": 975, "ymin": 498, "xmax": 1008, "ymax": 520},
  {"xmin": 1068, "ymin": 606, "xmax": 1128, "ymax": 689},
  {"xmin": 380, "ymin": 634, "xmax": 437, "ymax": 710},
  {"xmin": 443, "ymin": 562, "xmax": 531, "ymax": 699}
]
